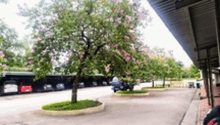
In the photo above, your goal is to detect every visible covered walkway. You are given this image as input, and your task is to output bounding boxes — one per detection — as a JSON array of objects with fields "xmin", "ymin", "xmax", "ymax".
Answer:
[{"xmin": 148, "ymin": 0, "xmax": 220, "ymax": 124}]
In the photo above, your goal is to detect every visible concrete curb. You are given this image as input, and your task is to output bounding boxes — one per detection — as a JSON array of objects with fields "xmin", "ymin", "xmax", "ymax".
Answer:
[
  {"xmin": 114, "ymin": 92, "xmax": 150, "ymax": 97},
  {"xmin": 41, "ymin": 102, "xmax": 105, "ymax": 116},
  {"xmin": 142, "ymin": 88, "xmax": 166, "ymax": 91},
  {"xmin": 180, "ymin": 89, "xmax": 200, "ymax": 125}
]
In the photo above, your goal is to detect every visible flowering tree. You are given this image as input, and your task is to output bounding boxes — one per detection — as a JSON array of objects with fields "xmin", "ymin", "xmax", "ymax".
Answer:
[{"xmin": 19, "ymin": 0, "xmax": 150, "ymax": 103}]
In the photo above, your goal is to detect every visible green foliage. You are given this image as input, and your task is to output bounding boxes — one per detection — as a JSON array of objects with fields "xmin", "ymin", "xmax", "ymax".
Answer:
[
  {"xmin": 42, "ymin": 100, "xmax": 100, "ymax": 111},
  {"xmin": 189, "ymin": 64, "xmax": 200, "ymax": 78},
  {"xmin": 5, "ymin": 66, "xmax": 29, "ymax": 71},
  {"xmin": 117, "ymin": 90, "xmax": 148, "ymax": 94},
  {"xmin": 0, "ymin": 19, "xmax": 23, "ymax": 69},
  {"xmin": 0, "ymin": 20, "xmax": 20, "ymax": 51}
]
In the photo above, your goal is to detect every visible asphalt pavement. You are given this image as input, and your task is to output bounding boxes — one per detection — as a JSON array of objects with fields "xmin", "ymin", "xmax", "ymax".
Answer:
[{"xmin": 0, "ymin": 83, "xmax": 197, "ymax": 125}]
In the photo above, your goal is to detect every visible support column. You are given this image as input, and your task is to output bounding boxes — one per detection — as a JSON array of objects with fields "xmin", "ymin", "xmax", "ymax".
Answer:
[
  {"xmin": 203, "ymin": 65, "xmax": 210, "ymax": 105},
  {"xmin": 215, "ymin": 0, "xmax": 220, "ymax": 65},
  {"xmin": 207, "ymin": 49, "xmax": 214, "ymax": 108}
]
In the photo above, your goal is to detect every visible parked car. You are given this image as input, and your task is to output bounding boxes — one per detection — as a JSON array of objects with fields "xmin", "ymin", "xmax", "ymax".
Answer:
[
  {"xmin": 92, "ymin": 81, "xmax": 98, "ymax": 86},
  {"xmin": 112, "ymin": 82, "xmax": 134, "ymax": 92},
  {"xmin": 103, "ymin": 81, "xmax": 108, "ymax": 86},
  {"xmin": 55, "ymin": 83, "xmax": 65, "ymax": 90},
  {"xmin": 43, "ymin": 84, "xmax": 54, "ymax": 92},
  {"xmin": 188, "ymin": 82, "xmax": 195, "ymax": 88},
  {"xmin": 18, "ymin": 83, "xmax": 33, "ymax": 93},
  {"xmin": 0, "ymin": 80, "xmax": 18, "ymax": 95},
  {"xmin": 78, "ymin": 82, "xmax": 84, "ymax": 88}
]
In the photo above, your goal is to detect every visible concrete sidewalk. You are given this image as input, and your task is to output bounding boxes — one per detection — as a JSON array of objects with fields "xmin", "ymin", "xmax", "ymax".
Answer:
[
  {"xmin": 181, "ymin": 89, "xmax": 200, "ymax": 125},
  {"xmin": 197, "ymin": 85, "xmax": 220, "ymax": 125}
]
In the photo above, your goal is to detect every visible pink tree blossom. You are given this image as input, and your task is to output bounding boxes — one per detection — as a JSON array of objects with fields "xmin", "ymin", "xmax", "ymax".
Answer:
[
  {"xmin": 118, "ymin": 10, "xmax": 124, "ymax": 16},
  {"xmin": 28, "ymin": 56, "xmax": 33, "ymax": 60},
  {"xmin": 32, "ymin": 49, "xmax": 35, "ymax": 53},
  {"xmin": 0, "ymin": 51, "xmax": 3, "ymax": 55},
  {"xmin": 50, "ymin": 23, "xmax": 55, "ymax": 28},
  {"xmin": 121, "ymin": 49, "xmax": 126, "ymax": 53},
  {"xmin": 99, "ymin": 0, "xmax": 105, "ymax": 3},
  {"xmin": 112, "ymin": 0, "xmax": 120, "ymax": 4},
  {"xmin": 132, "ymin": 47, "xmax": 136, "ymax": 51},
  {"xmin": 0, "ymin": 51, "xmax": 4, "ymax": 58},
  {"xmin": 59, "ymin": 7, "xmax": 63, "ymax": 12},
  {"xmin": 125, "ymin": 71, "xmax": 130, "ymax": 75},
  {"xmin": 113, "ymin": 44, "xmax": 118, "ymax": 48},
  {"xmin": 46, "ymin": 33, "xmax": 52, "ymax": 39},
  {"xmin": 132, "ymin": 57, "xmax": 136, "ymax": 62},
  {"xmin": 125, "ymin": 15, "xmax": 132, "ymax": 22},
  {"xmin": 35, "ymin": 37, "xmax": 42, "ymax": 43},
  {"xmin": 124, "ymin": 52, "xmax": 130, "ymax": 57},
  {"xmin": 124, "ymin": 35, "xmax": 130, "ymax": 41},
  {"xmin": 116, "ymin": 18, "xmax": 121, "ymax": 25},
  {"xmin": 24, "ymin": 62, "xmax": 27, "ymax": 66},
  {"xmin": 83, "ymin": 67, "xmax": 87, "ymax": 71},
  {"xmin": 136, "ymin": 60, "xmax": 140, "ymax": 64},
  {"xmin": 39, "ymin": 25, "xmax": 48, "ymax": 33},
  {"xmin": 41, "ymin": 41, "xmax": 45, "ymax": 44},
  {"xmin": 29, "ymin": 61, "xmax": 33, "ymax": 64},
  {"xmin": 65, "ymin": 35, "xmax": 69, "ymax": 39},
  {"xmin": 2, "ymin": 64, "xmax": 7, "ymax": 69},
  {"xmin": 125, "ymin": 56, "xmax": 130, "ymax": 62},
  {"xmin": 41, "ymin": 50, "xmax": 46, "ymax": 55}
]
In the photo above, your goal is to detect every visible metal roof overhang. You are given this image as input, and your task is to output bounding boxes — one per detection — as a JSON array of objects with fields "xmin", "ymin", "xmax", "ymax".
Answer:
[{"xmin": 148, "ymin": 0, "xmax": 220, "ymax": 69}]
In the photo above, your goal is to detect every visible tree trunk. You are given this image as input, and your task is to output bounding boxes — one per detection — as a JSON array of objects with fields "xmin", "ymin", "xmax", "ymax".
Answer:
[
  {"xmin": 163, "ymin": 77, "xmax": 165, "ymax": 88},
  {"xmin": 71, "ymin": 68, "xmax": 83, "ymax": 103},
  {"xmin": 129, "ymin": 83, "xmax": 133, "ymax": 91},
  {"xmin": 170, "ymin": 79, "xmax": 172, "ymax": 86},
  {"xmin": 152, "ymin": 80, "xmax": 154, "ymax": 88},
  {"xmin": 72, "ymin": 78, "xmax": 78, "ymax": 103}
]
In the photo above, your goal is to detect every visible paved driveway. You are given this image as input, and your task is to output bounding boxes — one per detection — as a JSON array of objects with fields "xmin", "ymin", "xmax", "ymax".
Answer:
[{"xmin": 0, "ymin": 87, "xmax": 197, "ymax": 125}]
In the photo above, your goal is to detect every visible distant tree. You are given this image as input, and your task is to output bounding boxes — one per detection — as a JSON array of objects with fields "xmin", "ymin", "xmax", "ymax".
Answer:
[
  {"xmin": 176, "ymin": 61, "xmax": 184, "ymax": 81},
  {"xmin": 182, "ymin": 68, "xmax": 191, "ymax": 78},
  {"xmin": 189, "ymin": 64, "xmax": 200, "ymax": 78},
  {"xmin": 0, "ymin": 19, "xmax": 23, "ymax": 68}
]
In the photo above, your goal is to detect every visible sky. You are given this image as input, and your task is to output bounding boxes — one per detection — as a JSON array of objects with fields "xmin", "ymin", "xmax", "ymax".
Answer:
[{"xmin": 0, "ymin": 0, "xmax": 193, "ymax": 67}]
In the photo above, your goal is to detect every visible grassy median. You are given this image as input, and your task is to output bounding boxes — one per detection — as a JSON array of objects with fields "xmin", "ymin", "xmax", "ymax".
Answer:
[
  {"xmin": 117, "ymin": 90, "xmax": 148, "ymax": 94},
  {"xmin": 142, "ymin": 87, "xmax": 164, "ymax": 89},
  {"xmin": 42, "ymin": 100, "xmax": 101, "ymax": 111}
]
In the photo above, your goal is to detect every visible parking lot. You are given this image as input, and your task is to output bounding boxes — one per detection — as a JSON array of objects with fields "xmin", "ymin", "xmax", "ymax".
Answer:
[{"xmin": 0, "ymin": 83, "xmax": 197, "ymax": 125}]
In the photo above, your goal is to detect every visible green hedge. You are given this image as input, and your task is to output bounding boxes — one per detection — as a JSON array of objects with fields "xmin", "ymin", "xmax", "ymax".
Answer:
[{"xmin": 42, "ymin": 100, "xmax": 101, "ymax": 111}]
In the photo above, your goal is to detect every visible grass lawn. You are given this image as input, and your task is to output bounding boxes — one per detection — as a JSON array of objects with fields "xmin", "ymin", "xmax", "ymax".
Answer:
[
  {"xmin": 117, "ymin": 90, "xmax": 148, "ymax": 94},
  {"xmin": 42, "ymin": 100, "xmax": 101, "ymax": 111}
]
